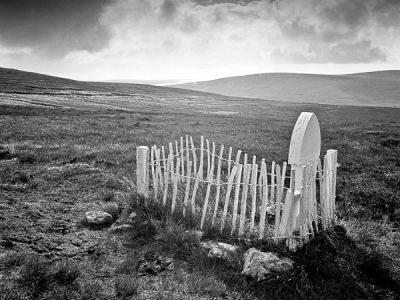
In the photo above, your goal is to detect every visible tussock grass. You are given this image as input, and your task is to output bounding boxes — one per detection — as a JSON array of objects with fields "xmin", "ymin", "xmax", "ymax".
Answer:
[{"xmin": 114, "ymin": 275, "xmax": 139, "ymax": 298}]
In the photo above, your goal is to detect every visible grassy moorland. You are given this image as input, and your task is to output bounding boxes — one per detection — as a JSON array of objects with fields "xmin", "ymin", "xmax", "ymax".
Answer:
[{"xmin": 0, "ymin": 68, "xmax": 399, "ymax": 299}]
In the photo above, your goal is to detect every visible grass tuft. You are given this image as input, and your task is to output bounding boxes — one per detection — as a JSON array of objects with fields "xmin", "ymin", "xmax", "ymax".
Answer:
[{"xmin": 114, "ymin": 275, "xmax": 139, "ymax": 298}]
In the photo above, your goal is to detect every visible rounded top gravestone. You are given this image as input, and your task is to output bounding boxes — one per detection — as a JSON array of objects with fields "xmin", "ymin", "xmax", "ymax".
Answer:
[{"xmin": 288, "ymin": 112, "xmax": 321, "ymax": 167}]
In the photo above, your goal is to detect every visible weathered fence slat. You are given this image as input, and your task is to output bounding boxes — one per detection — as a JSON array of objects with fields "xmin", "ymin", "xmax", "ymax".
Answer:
[
  {"xmin": 258, "ymin": 158, "xmax": 265, "ymax": 209},
  {"xmin": 250, "ymin": 160, "xmax": 258, "ymax": 233},
  {"xmin": 161, "ymin": 146, "xmax": 166, "ymax": 191},
  {"xmin": 171, "ymin": 158, "xmax": 181, "ymax": 213},
  {"xmin": 201, "ymin": 165, "xmax": 215, "ymax": 229},
  {"xmin": 206, "ymin": 139, "xmax": 210, "ymax": 180},
  {"xmin": 136, "ymin": 146, "xmax": 149, "ymax": 197},
  {"xmin": 227, "ymin": 147, "xmax": 232, "ymax": 178},
  {"xmin": 235, "ymin": 150, "xmax": 242, "ymax": 167},
  {"xmin": 287, "ymin": 169, "xmax": 296, "ymax": 250},
  {"xmin": 212, "ymin": 144, "xmax": 224, "ymax": 226},
  {"xmin": 311, "ymin": 163, "xmax": 318, "ymax": 233},
  {"xmin": 274, "ymin": 164, "xmax": 282, "ymax": 241},
  {"xmin": 190, "ymin": 136, "xmax": 197, "ymax": 178},
  {"xmin": 323, "ymin": 154, "xmax": 330, "ymax": 225},
  {"xmin": 211, "ymin": 142, "xmax": 216, "ymax": 181},
  {"xmin": 199, "ymin": 136, "xmax": 204, "ymax": 180},
  {"xmin": 239, "ymin": 163, "xmax": 251, "ymax": 236},
  {"xmin": 162, "ymin": 154, "xmax": 172, "ymax": 206},
  {"xmin": 151, "ymin": 146, "xmax": 157, "ymax": 198},
  {"xmin": 183, "ymin": 161, "xmax": 192, "ymax": 217},
  {"xmin": 317, "ymin": 159, "xmax": 324, "ymax": 228},
  {"xmin": 231, "ymin": 164, "xmax": 243, "ymax": 235},
  {"xmin": 191, "ymin": 161, "xmax": 202, "ymax": 216},
  {"xmin": 155, "ymin": 148, "xmax": 162, "ymax": 191},
  {"xmin": 221, "ymin": 165, "xmax": 238, "ymax": 232},
  {"xmin": 271, "ymin": 161, "xmax": 276, "ymax": 204},
  {"xmin": 180, "ymin": 136, "xmax": 184, "ymax": 182},
  {"xmin": 169, "ymin": 142, "xmax": 174, "ymax": 181},
  {"xmin": 259, "ymin": 161, "xmax": 268, "ymax": 238},
  {"xmin": 186, "ymin": 135, "xmax": 190, "ymax": 178}
]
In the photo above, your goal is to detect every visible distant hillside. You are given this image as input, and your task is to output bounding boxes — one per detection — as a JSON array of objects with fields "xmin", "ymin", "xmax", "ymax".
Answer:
[
  {"xmin": 346, "ymin": 70, "xmax": 400, "ymax": 81},
  {"xmin": 173, "ymin": 71, "xmax": 400, "ymax": 107},
  {"xmin": 0, "ymin": 67, "xmax": 214, "ymax": 97},
  {"xmin": 3, "ymin": 67, "xmax": 280, "ymax": 111}
]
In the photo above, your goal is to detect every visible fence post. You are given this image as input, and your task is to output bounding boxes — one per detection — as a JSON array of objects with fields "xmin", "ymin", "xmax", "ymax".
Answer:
[{"xmin": 137, "ymin": 146, "xmax": 149, "ymax": 197}]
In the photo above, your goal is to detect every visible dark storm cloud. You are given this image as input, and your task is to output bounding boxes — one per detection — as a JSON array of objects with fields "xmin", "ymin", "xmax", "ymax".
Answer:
[
  {"xmin": 269, "ymin": 0, "xmax": 400, "ymax": 63},
  {"xmin": 0, "ymin": 0, "xmax": 114, "ymax": 57}
]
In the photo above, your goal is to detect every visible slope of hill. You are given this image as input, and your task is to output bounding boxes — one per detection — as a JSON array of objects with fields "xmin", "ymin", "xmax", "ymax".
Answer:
[
  {"xmin": 0, "ymin": 67, "xmax": 248, "ymax": 111},
  {"xmin": 346, "ymin": 70, "xmax": 400, "ymax": 81},
  {"xmin": 173, "ymin": 72, "xmax": 400, "ymax": 107},
  {"xmin": 0, "ymin": 67, "xmax": 215, "ymax": 97}
]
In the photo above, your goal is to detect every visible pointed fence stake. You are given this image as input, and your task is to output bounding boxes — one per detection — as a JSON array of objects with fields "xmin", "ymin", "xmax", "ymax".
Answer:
[
  {"xmin": 183, "ymin": 161, "xmax": 192, "ymax": 217},
  {"xmin": 201, "ymin": 165, "xmax": 214, "ymax": 229},
  {"xmin": 212, "ymin": 144, "xmax": 224, "ymax": 226},
  {"xmin": 231, "ymin": 164, "xmax": 243, "ymax": 235},
  {"xmin": 221, "ymin": 166, "xmax": 237, "ymax": 232},
  {"xmin": 136, "ymin": 146, "xmax": 149, "ymax": 197},
  {"xmin": 239, "ymin": 163, "xmax": 251, "ymax": 236}
]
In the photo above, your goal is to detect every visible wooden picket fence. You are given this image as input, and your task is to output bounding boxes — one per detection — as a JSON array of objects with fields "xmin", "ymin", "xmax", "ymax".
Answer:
[
  {"xmin": 136, "ymin": 139, "xmax": 337, "ymax": 250},
  {"xmin": 136, "ymin": 113, "xmax": 338, "ymax": 250}
]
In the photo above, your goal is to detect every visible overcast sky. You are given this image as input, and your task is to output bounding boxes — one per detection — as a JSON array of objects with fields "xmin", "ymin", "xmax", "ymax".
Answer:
[{"xmin": 1, "ymin": 0, "xmax": 400, "ymax": 82}]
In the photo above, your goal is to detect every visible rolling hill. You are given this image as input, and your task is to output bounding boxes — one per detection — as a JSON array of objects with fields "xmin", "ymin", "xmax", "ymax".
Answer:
[
  {"xmin": 0, "ymin": 67, "xmax": 246, "ymax": 111},
  {"xmin": 173, "ymin": 71, "xmax": 400, "ymax": 107}
]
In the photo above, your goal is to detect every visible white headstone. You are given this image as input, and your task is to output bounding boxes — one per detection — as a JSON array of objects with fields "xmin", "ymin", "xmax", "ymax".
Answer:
[
  {"xmin": 281, "ymin": 112, "xmax": 321, "ymax": 237},
  {"xmin": 288, "ymin": 112, "xmax": 321, "ymax": 169}
]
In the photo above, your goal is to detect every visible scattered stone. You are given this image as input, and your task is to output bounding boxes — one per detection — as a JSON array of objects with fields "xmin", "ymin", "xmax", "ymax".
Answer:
[
  {"xmin": 242, "ymin": 248, "xmax": 294, "ymax": 281},
  {"xmin": 108, "ymin": 224, "xmax": 134, "ymax": 234},
  {"xmin": 137, "ymin": 251, "xmax": 174, "ymax": 275},
  {"xmin": 85, "ymin": 211, "xmax": 113, "ymax": 225},
  {"xmin": 201, "ymin": 240, "xmax": 239, "ymax": 260}
]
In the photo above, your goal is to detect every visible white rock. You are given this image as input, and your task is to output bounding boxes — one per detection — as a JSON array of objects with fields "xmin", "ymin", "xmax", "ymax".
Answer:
[
  {"xmin": 85, "ymin": 211, "xmax": 113, "ymax": 225},
  {"xmin": 201, "ymin": 240, "xmax": 239, "ymax": 260},
  {"xmin": 242, "ymin": 248, "xmax": 294, "ymax": 281}
]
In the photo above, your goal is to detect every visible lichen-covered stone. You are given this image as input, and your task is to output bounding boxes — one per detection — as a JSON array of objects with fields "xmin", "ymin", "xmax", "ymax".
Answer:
[{"xmin": 85, "ymin": 211, "xmax": 113, "ymax": 225}]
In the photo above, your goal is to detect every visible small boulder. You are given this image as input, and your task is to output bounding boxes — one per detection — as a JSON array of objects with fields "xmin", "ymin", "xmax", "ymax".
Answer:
[
  {"xmin": 85, "ymin": 211, "xmax": 113, "ymax": 225},
  {"xmin": 242, "ymin": 248, "xmax": 294, "ymax": 281},
  {"xmin": 201, "ymin": 240, "xmax": 239, "ymax": 260}
]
